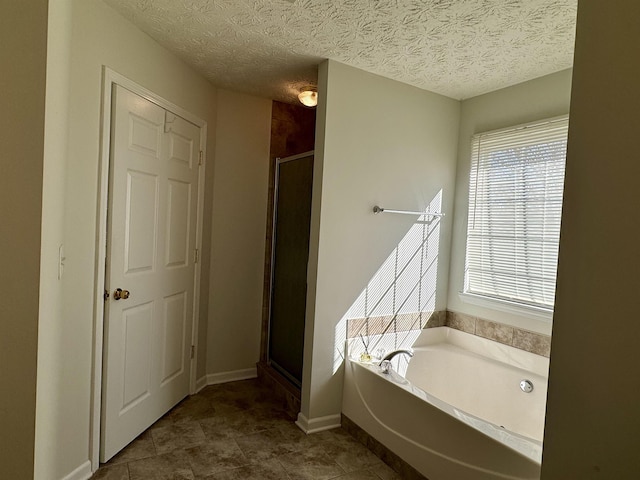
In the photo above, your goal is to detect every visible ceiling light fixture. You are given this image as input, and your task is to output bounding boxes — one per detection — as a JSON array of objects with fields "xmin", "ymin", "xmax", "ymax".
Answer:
[{"xmin": 298, "ymin": 87, "xmax": 318, "ymax": 107}]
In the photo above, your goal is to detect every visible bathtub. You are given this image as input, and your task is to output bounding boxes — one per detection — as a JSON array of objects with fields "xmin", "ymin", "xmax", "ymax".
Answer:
[{"xmin": 342, "ymin": 327, "xmax": 549, "ymax": 480}]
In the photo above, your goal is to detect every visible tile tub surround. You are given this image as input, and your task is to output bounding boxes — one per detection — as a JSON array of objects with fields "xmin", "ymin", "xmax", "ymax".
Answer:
[
  {"xmin": 446, "ymin": 311, "xmax": 552, "ymax": 357},
  {"xmin": 91, "ymin": 379, "xmax": 400, "ymax": 480},
  {"xmin": 347, "ymin": 311, "xmax": 446, "ymax": 339},
  {"xmin": 347, "ymin": 310, "xmax": 550, "ymax": 357}
]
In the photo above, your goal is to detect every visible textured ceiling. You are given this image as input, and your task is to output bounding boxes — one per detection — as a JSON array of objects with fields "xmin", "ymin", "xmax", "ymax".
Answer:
[{"xmin": 104, "ymin": 0, "xmax": 577, "ymax": 103}]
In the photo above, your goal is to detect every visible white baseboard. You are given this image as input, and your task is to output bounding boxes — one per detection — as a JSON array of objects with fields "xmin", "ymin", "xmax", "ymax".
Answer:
[
  {"xmin": 61, "ymin": 460, "xmax": 92, "ymax": 480},
  {"xmin": 296, "ymin": 412, "xmax": 341, "ymax": 434},
  {"xmin": 195, "ymin": 375, "xmax": 208, "ymax": 393},
  {"xmin": 204, "ymin": 367, "xmax": 257, "ymax": 386}
]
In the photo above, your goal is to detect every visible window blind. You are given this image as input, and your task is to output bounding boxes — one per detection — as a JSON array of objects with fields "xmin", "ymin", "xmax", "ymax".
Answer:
[{"xmin": 464, "ymin": 116, "xmax": 569, "ymax": 310}]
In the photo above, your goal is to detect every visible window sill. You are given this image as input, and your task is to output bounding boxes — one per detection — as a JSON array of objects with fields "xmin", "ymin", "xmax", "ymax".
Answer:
[{"xmin": 458, "ymin": 292, "xmax": 553, "ymax": 322}]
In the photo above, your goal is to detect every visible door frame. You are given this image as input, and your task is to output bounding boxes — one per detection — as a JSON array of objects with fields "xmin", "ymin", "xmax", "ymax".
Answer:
[
  {"xmin": 90, "ymin": 67, "xmax": 208, "ymax": 470},
  {"xmin": 266, "ymin": 151, "xmax": 314, "ymax": 388}
]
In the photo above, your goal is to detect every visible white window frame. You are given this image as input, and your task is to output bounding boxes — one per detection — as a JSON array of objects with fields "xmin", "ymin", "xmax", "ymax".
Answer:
[{"xmin": 460, "ymin": 115, "xmax": 569, "ymax": 321}]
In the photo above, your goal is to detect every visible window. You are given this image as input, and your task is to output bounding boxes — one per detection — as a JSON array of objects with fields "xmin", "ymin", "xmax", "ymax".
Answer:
[{"xmin": 463, "ymin": 116, "xmax": 569, "ymax": 315}]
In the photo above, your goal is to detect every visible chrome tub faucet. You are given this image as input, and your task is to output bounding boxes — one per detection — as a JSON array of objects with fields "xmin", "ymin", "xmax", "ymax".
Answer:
[{"xmin": 378, "ymin": 349, "xmax": 413, "ymax": 374}]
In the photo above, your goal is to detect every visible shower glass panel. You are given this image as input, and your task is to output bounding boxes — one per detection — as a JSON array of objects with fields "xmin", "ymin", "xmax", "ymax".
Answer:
[{"xmin": 268, "ymin": 152, "xmax": 314, "ymax": 387}]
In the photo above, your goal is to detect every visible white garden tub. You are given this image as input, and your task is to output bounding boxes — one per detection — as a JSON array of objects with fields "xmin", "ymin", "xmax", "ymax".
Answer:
[{"xmin": 342, "ymin": 327, "xmax": 549, "ymax": 480}]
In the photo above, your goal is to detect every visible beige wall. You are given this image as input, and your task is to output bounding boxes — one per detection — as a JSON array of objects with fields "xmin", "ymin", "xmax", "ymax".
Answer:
[
  {"xmin": 447, "ymin": 70, "xmax": 573, "ymax": 335},
  {"xmin": 206, "ymin": 90, "xmax": 272, "ymax": 376},
  {"xmin": 303, "ymin": 60, "xmax": 460, "ymax": 422},
  {"xmin": 34, "ymin": 0, "xmax": 73, "ymax": 477},
  {"xmin": 0, "ymin": 1, "xmax": 48, "ymax": 478},
  {"xmin": 34, "ymin": 0, "xmax": 218, "ymax": 478},
  {"xmin": 542, "ymin": 1, "xmax": 640, "ymax": 476}
]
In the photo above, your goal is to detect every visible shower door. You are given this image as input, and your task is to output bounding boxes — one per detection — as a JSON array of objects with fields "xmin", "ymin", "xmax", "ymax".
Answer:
[{"xmin": 268, "ymin": 151, "xmax": 314, "ymax": 387}]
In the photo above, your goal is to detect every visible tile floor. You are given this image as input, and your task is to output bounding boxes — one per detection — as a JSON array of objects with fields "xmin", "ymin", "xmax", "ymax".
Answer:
[{"xmin": 92, "ymin": 379, "xmax": 401, "ymax": 480}]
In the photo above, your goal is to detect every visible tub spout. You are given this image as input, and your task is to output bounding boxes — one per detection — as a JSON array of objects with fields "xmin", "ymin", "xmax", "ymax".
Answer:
[
  {"xmin": 378, "ymin": 350, "xmax": 413, "ymax": 373},
  {"xmin": 379, "ymin": 349, "xmax": 414, "ymax": 363}
]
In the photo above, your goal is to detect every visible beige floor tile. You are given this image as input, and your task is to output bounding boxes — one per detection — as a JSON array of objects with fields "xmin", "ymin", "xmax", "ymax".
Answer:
[
  {"xmin": 316, "ymin": 429, "xmax": 382, "ymax": 473},
  {"xmin": 151, "ymin": 420, "xmax": 207, "ymax": 455},
  {"xmin": 204, "ymin": 458, "xmax": 290, "ymax": 479},
  {"xmin": 183, "ymin": 439, "xmax": 249, "ymax": 477},
  {"xmin": 92, "ymin": 379, "xmax": 403, "ymax": 480},
  {"xmin": 90, "ymin": 463, "xmax": 129, "ymax": 480},
  {"xmin": 234, "ymin": 428, "xmax": 299, "ymax": 461},
  {"xmin": 128, "ymin": 450, "xmax": 194, "ymax": 480},
  {"xmin": 278, "ymin": 445, "xmax": 345, "ymax": 480},
  {"xmin": 105, "ymin": 431, "xmax": 156, "ymax": 466},
  {"xmin": 335, "ymin": 471, "xmax": 382, "ymax": 480}
]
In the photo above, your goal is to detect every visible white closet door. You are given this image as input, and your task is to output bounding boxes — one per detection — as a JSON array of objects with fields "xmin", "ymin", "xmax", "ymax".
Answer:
[{"xmin": 101, "ymin": 85, "xmax": 201, "ymax": 462}]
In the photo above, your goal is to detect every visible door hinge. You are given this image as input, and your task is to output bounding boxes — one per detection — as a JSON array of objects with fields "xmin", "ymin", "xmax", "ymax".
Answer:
[
  {"xmin": 199, "ymin": 150, "xmax": 204, "ymax": 166},
  {"xmin": 190, "ymin": 345, "xmax": 195, "ymax": 359},
  {"xmin": 194, "ymin": 248, "xmax": 199, "ymax": 263}
]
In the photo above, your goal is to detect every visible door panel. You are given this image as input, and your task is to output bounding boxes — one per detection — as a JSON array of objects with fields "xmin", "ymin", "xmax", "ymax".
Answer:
[
  {"xmin": 169, "ymin": 130, "xmax": 194, "ymax": 167},
  {"xmin": 101, "ymin": 85, "xmax": 201, "ymax": 461},
  {"xmin": 121, "ymin": 302, "xmax": 153, "ymax": 410},
  {"xmin": 161, "ymin": 291, "xmax": 187, "ymax": 384},
  {"xmin": 125, "ymin": 171, "xmax": 158, "ymax": 273},
  {"xmin": 128, "ymin": 113, "xmax": 161, "ymax": 157},
  {"xmin": 165, "ymin": 180, "xmax": 191, "ymax": 267}
]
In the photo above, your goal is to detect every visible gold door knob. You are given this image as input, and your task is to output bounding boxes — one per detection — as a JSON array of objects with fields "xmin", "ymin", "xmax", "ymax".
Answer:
[{"xmin": 113, "ymin": 288, "xmax": 130, "ymax": 300}]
